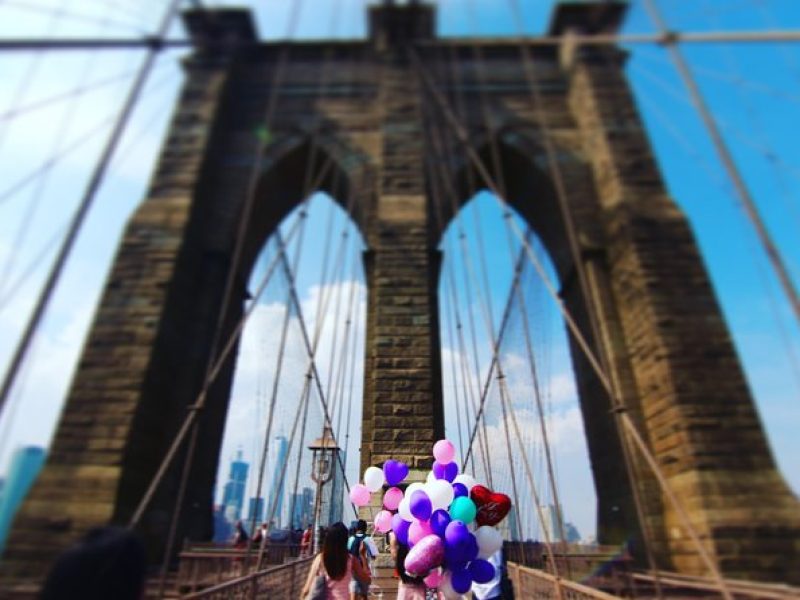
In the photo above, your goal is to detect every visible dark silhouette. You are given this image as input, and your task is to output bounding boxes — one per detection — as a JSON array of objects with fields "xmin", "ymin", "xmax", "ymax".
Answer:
[{"xmin": 39, "ymin": 527, "xmax": 146, "ymax": 600}]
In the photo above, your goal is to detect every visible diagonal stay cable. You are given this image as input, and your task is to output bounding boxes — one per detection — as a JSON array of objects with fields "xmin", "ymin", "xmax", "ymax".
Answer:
[
  {"xmin": 0, "ymin": 64, "xmax": 181, "ymax": 313},
  {"xmin": 273, "ymin": 228, "xmax": 355, "ymax": 500},
  {"xmin": 458, "ymin": 230, "xmax": 530, "ymax": 472},
  {"xmin": 0, "ymin": 27, "xmax": 114, "ymax": 300},
  {"xmin": 0, "ymin": 66, "xmax": 139, "ymax": 123},
  {"xmin": 633, "ymin": 47, "xmax": 800, "ymax": 107},
  {"xmin": 643, "ymin": 0, "xmax": 800, "ymax": 327},
  {"xmin": 0, "ymin": 0, "xmax": 183, "ymax": 422},
  {"xmin": 0, "ymin": 112, "xmax": 116, "ymax": 205},
  {"xmin": 128, "ymin": 215, "xmax": 305, "ymax": 527},
  {"xmin": 2, "ymin": 0, "xmax": 148, "ymax": 33}
]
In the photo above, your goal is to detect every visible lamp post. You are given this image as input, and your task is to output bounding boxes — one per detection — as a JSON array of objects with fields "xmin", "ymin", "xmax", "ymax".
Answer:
[{"xmin": 308, "ymin": 425, "xmax": 340, "ymax": 554}]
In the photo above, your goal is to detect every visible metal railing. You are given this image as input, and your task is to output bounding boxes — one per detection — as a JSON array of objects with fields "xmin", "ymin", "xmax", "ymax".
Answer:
[
  {"xmin": 181, "ymin": 556, "xmax": 314, "ymax": 600},
  {"xmin": 632, "ymin": 571, "xmax": 800, "ymax": 599},
  {"xmin": 506, "ymin": 562, "xmax": 626, "ymax": 600},
  {"xmin": 174, "ymin": 543, "xmax": 303, "ymax": 595}
]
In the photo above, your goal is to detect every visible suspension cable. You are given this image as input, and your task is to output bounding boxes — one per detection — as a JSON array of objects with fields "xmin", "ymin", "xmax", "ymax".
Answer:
[
  {"xmin": 642, "ymin": 0, "xmax": 800, "ymax": 327},
  {"xmin": 0, "ymin": 0, "xmax": 181, "ymax": 422}
]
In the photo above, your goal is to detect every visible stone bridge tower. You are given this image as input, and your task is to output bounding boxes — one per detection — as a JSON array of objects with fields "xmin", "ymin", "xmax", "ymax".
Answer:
[{"xmin": 2, "ymin": 0, "xmax": 798, "ymax": 590}]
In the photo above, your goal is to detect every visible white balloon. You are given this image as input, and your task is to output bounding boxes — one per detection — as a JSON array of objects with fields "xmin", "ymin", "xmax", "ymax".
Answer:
[
  {"xmin": 426, "ymin": 470, "xmax": 437, "ymax": 485},
  {"xmin": 405, "ymin": 482, "xmax": 425, "ymax": 499},
  {"xmin": 364, "ymin": 466, "xmax": 385, "ymax": 492},
  {"xmin": 475, "ymin": 526, "xmax": 503, "ymax": 559},
  {"xmin": 426, "ymin": 479, "xmax": 455, "ymax": 511},
  {"xmin": 398, "ymin": 496, "xmax": 414, "ymax": 522},
  {"xmin": 453, "ymin": 474, "xmax": 477, "ymax": 492}
]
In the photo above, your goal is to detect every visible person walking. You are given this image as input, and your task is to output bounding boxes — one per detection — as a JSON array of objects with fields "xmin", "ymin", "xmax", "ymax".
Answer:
[
  {"xmin": 231, "ymin": 520, "xmax": 249, "ymax": 549},
  {"xmin": 301, "ymin": 522, "xmax": 371, "ymax": 600},
  {"xmin": 471, "ymin": 549, "xmax": 504, "ymax": 600},
  {"xmin": 300, "ymin": 524, "xmax": 313, "ymax": 556},
  {"xmin": 347, "ymin": 519, "xmax": 377, "ymax": 600}
]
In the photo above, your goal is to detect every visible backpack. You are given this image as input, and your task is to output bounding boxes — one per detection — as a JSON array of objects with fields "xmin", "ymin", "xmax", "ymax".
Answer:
[{"xmin": 348, "ymin": 534, "xmax": 372, "ymax": 559}]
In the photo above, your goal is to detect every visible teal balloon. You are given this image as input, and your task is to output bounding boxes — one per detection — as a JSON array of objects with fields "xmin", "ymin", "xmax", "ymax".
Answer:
[{"xmin": 449, "ymin": 496, "xmax": 477, "ymax": 523}]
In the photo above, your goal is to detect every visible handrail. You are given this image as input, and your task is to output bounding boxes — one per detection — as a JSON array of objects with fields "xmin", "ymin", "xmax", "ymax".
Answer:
[
  {"xmin": 507, "ymin": 562, "xmax": 626, "ymax": 600},
  {"xmin": 632, "ymin": 571, "xmax": 800, "ymax": 599},
  {"xmin": 181, "ymin": 556, "xmax": 314, "ymax": 599}
]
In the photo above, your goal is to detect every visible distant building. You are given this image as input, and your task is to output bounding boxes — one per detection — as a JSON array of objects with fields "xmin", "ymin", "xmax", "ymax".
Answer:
[
  {"xmin": 564, "ymin": 521, "xmax": 581, "ymax": 543},
  {"xmin": 266, "ymin": 436, "xmax": 288, "ymax": 527},
  {"xmin": 0, "ymin": 446, "xmax": 46, "ymax": 554},
  {"xmin": 221, "ymin": 449, "xmax": 249, "ymax": 523},
  {"xmin": 539, "ymin": 504, "xmax": 564, "ymax": 543},
  {"xmin": 290, "ymin": 486, "xmax": 314, "ymax": 529},
  {"xmin": 213, "ymin": 504, "xmax": 232, "ymax": 543},
  {"xmin": 498, "ymin": 506, "xmax": 520, "ymax": 541},
  {"xmin": 247, "ymin": 496, "xmax": 265, "ymax": 526}
]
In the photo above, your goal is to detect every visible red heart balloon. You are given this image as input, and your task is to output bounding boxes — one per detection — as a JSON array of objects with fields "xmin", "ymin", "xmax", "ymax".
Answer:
[{"xmin": 470, "ymin": 485, "xmax": 512, "ymax": 527}]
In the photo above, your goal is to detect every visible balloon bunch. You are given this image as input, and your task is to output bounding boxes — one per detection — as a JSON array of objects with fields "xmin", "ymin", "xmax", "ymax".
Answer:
[{"xmin": 349, "ymin": 440, "xmax": 511, "ymax": 598}]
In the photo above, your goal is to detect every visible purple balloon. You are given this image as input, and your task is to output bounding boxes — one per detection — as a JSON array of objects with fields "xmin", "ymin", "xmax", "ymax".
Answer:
[
  {"xmin": 452, "ymin": 482, "xmax": 468, "ymax": 498},
  {"xmin": 451, "ymin": 567, "xmax": 473, "ymax": 594},
  {"xmin": 410, "ymin": 490, "xmax": 432, "ymax": 521},
  {"xmin": 445, "ymin": 522, "xmax": 479, "ymax": 564},
  {"xmin": 393, "ymin": 514, "xmax": 411, "ymax": 546},
  {"xmin": 430, "ymin": 509, "xmax": 451, "ymax": 537},
  {"xmin": 464, "ymin": 533, "xmax": 479, "ymax": 562},
  {"xmin": 444, "ymin": 520, "xmax": 469, "ymax": 562},
  {"xmin": 383, "ymin": 460, "xmax": 409, "ymax": 486},
  {"xmin": 469, "ymin": 559, "xmax": 496, "ymax": 584},
  {"xmin": 432, "ymin": 461, "xmax": 458, "ymax": 482},
  {"xmin": 405, "ymin": 535, "xmax": 445, "ymax": 576},
  {"xmin": 444, "ymin": 520, "xmax": 470, "ymax": 547}
]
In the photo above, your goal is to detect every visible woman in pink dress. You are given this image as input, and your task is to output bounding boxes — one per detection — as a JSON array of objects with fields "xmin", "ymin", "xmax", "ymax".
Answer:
[{"xmin": 301, "ymin": 522, "xmax": 371, "ymax": 600}]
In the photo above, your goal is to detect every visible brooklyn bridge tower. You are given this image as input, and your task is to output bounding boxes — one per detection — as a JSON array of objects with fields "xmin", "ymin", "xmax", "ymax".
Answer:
[{"xmin": 1, "ymin": 0, "xmax": 798, "ymax": 590}]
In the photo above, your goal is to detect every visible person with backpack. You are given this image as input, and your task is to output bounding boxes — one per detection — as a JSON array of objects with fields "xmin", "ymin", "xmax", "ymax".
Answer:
[
  {"xmin": 301, "ymin": 522, "xmax": 371, "ymax": 600},
  {"xmin": 347, "ymin": 519, "xmax": 377, "ymax": 600}
]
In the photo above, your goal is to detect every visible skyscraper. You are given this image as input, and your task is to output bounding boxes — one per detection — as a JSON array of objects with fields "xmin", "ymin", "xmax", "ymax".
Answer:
[
  {"xmin": 290, "ymin": 486, "xmax": 314, "ymax": 529},
  {"xmin": 0, "ymin": 447, "xmax": 46, "ymax": 554},
  {"xmin": 221, "ymin": 449, "xmax": 249, "ymax": 523},
  {"xmin": 265, "ymin": 436, "xmax": 288, "ymax": 527},
  {"xmin": 247, "ymin": 497, "xmax": 264, "ymax": 526},
  {"xmin": 540, "ymin": 504, "xmax": 564, "ymax": 543}
]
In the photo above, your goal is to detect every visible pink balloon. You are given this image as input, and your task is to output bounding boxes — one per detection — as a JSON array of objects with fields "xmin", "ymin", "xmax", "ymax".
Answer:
[
  {"xmin": 433, "ymin": 439, "xmax": 456, "ymax": 464},
  {"xmin": 374, "ymin": 509, "xmax": 393, "ymax": 533},
  {"xmin": 408, "ymin": 518, "xmax": 433, "ymax": 545},
  {"xmin": 424, "ymin": 569, "xmax": 443, "ymax": 588},
  {"xmin": 405, "ymin": 534, "xmax": 445, "ymax": 576},
  {"xmin": 350, "ymin": 483, "xmax": 371, "ymax": 507},
  {"xmin": 383, "ymin": 486, "xmax": 403, "ymax": 511}
]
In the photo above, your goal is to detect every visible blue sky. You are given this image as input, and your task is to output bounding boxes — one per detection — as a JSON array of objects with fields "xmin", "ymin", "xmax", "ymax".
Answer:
[{"xmin": 0, "ymin": 0, "xmax": 798, "ymax": 540}]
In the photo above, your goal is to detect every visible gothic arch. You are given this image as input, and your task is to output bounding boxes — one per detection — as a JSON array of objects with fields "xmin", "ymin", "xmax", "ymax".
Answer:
[{"xmin": 438, "ymin": 128, "xmax": 654, "ymax": 552}]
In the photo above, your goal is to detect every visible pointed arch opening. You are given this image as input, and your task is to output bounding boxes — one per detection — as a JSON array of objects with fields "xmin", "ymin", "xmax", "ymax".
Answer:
[{"xmin": 434, "ymin": 132, "xmax": 647, "ymax": 550}]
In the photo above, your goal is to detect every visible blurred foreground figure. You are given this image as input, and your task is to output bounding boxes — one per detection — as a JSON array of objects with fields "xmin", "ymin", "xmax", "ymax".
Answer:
[{"xmin": 39, "ymin": 527, "xmax": 146, "ymax": 600}]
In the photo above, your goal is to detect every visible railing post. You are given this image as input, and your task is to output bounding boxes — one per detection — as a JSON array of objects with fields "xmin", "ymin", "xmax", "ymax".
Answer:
[{"xmin": 511, "ymin": 562, "xmax": 522, "ymax": 599}]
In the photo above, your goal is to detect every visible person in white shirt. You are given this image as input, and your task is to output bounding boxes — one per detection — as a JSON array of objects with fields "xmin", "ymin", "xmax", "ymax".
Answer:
[{"xmin": 471, "ymin": 549, "xmax": 504, "ymax": 600}]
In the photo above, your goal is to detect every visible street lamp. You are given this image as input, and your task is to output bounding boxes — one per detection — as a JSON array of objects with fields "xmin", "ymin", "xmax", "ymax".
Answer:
[{"xmin": 308, "ymin": 425, "xmax": 340, "ymax": 553}]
